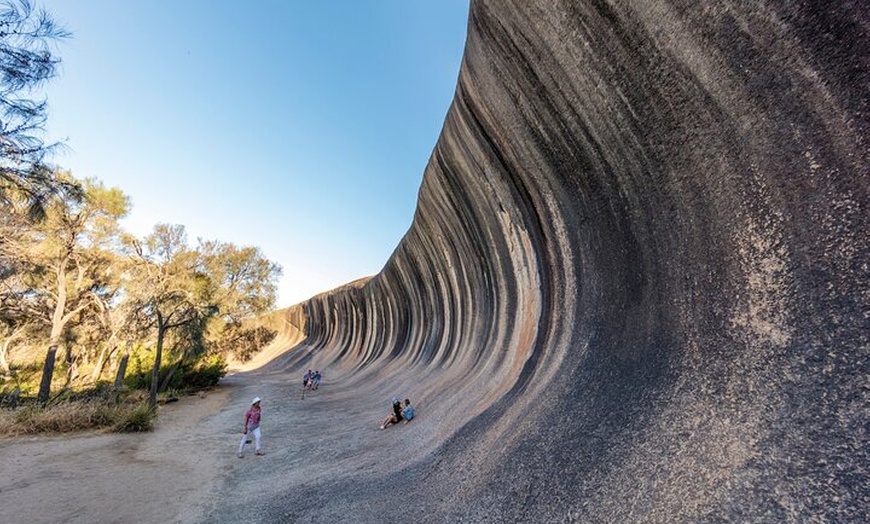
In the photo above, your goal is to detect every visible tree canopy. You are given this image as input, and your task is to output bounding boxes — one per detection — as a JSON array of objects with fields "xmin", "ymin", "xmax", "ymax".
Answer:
[
  {"xmin": 1, "ymin": 170, "xmax": 283, "ymax": 404},
  {"xmin": 0, "ymin": 0, "xmax": 76, "ymax": 219},
  {"xmin": 0, "ymin": 2, "xmax": 284, "ymax": 407},
  {"xmin": 123, "ymin": 225, "xmax": 281, "ymax": 406}
]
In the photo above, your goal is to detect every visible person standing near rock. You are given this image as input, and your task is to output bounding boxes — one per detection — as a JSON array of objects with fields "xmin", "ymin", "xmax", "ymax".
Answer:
[{"xmin": 238, "ymin": 397, "xmax": 265, "ymax": 458}]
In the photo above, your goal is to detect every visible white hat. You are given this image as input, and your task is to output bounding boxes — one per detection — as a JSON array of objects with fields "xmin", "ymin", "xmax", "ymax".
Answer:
[{"xmin": 251, "ymin": 397, "xmax": 261, "ymax": 405}]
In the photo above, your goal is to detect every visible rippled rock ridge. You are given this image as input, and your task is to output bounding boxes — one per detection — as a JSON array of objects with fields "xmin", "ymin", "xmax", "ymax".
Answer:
[{"xmin": 294, "ymin": 1, "xmax": 867, "ymax": 521}]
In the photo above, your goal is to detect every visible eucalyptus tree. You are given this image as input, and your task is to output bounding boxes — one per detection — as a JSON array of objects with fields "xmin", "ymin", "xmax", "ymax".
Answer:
[
  {"xmin": 0, "ymin": 258, "xmax": 44, "ymax": 377},
  {"xmin": 158, "ymin": 240, "xmax": 281, "ymax": 389},
  {"xmin": 0, "ymin": 199, "xmax": 42, "ymax": 375},
  {"xmin": 86, "ymin": 284, "xmax": 132, "ymax": 383},
  {"xmin": 126, "ymin": 224, "xmax": 217, "ymax": 407},
  {"xmin": 125, "ymin": 224, "xmax": 282, "ymax": 406},
  {"xmin": 15, "ymin": 172, "xmax": 130, "ymax": 402},
  {"xmin": 0, "ymin": 299, "xmax": 43, "ymax": 376}
]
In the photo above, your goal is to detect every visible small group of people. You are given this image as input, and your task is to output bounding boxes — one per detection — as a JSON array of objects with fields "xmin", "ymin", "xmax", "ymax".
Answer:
[
  {"xmin": 302, "ymin": 369, "xmax": 322, "ymax": 390},
  {"xmin": 237, "ymin": 376, "xmax": 418, "ymax": 458},
  {"xmin": 380, "ymin": 397, "xmax": 414, "ymax": 429}
]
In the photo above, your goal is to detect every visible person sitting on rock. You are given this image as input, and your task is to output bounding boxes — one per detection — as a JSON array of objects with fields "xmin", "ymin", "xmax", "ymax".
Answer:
[
  {"xmin": 401, "ymin": 398, "xmax": 415, "ymax": 423},
  {"xmin": 380, "ymin": 397, "xmax": 404, "ymax": 429}
]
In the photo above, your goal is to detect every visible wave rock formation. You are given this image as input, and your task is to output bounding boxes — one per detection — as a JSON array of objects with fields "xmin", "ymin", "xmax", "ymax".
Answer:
[{"xmin": 274, "ymin": 1, "xmax": 867, "ymax": 521}]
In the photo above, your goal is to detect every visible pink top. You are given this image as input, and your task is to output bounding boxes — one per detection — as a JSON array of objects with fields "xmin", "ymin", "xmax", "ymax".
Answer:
[{"xmin": 244, "ymin": 408, "xmax": 261, "ymax": 430}]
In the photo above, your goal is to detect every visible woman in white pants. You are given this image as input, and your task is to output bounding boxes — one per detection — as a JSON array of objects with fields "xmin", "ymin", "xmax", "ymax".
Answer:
[{"xmin": 238, "ymin": 397, "xmax": 264, "ymax": 458}]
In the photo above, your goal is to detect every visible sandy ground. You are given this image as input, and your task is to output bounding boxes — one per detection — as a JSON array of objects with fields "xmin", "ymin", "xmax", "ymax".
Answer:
[
  {"xmin": 0, "ymin": 385, "xmax": 233, "ymax": 524},
  {"xmin": 0, "ymin": 321, "xmax": 313, "ymax": 524},
  {"xmin": 0, "ymin": 356, "xmax": 432, "ymax": 524}
]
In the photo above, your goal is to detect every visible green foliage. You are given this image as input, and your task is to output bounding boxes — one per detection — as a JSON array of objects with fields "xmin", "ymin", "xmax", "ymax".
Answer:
[
  {"xmin": 172, "ymin": 313, "xmax": 209, "ymax": 361},
  {"xmin": 213, "ymin": 323, "xmax": 277, "ymax": 362},
  {"xmin": 236, "ymin": 326, "xmax": 277, "ymax": 362},
  {"xmin": 124, "ymin": 223, "xmax": 280, "ymax": 407},
  {"xmin": 2, "ymin": 164, "xmax": 280, "ymax": 410},
  {"xmin": 197, "ymin": 241, "xmax": 282, "ymax": 322},
  {"xmin": 124, "ymin": 352, "xmax": 226, "ymax": 394},
  {"xmin": 0, "ymin": 0, "xmax": 75, "ymax": 216},
  {"xmin": 0, "ymin": 362, "xmax": 42, "ymax": 397},
  {"xmin": 1, "ymin": 169, "xmax": 131, "ymax": 403},
  {"xmin": 183, "ymin": 354, "xmax": 227, "ymax": 389},
  {"xmin": 165, "ymin": 354, "xmax": 227, "ymax": 391},
  {"xmin": 124, "ymin": 351, "xmax": 153, "ymax": 390}
]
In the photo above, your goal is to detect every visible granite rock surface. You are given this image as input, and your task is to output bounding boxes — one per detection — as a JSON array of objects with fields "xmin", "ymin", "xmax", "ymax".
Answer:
[{"xmin": 269, "ymin": 1, "xmax": 867, "ymax": 521}]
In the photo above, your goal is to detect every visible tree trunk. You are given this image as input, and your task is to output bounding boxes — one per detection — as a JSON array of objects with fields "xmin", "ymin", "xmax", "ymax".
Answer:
[
  {"xmin": 114, "ymin": 355, "xmax": 129, "ymax": 391},
  {"xmin": 148, "ymin": 319, "xmax": 166, "ymax": 408},
  {"xmin": 64, "ymin": 342, "xmax": 73, "ymax": 366},
  {"xmin": 0, "ymin": 338, "xmax": 11, "ymax": 376},
  {"xmin": 91, "ymin": 348, "xmax": 107, "ymax": 383},
  {"xmin": 41, "ymin": 259, "xmax": 69, "ymax": 404},
  {"xmin": 0, "ymin": 326, "xmax": 25, "ymax": 377},
  {"xmin": 37, "ymin": 345, "xmax": 58, "ymax": 404},
  {"xmin": 91, "ymin": 341, "xmax": 117, "ymax": 383},
  {"xmin": 9, "ymin": 387, "xmax": 20, "ymax": 408},
  {"xmin": 65, "ymin": 350, "xmax": 79, "ymax": 385},
  {"xmin": 158, "ymin": 358, "xmax": 183, "ymax": 393},
  {"xmin": 113, "ymin": 341, "xmax": 131, "ymax": 391}
]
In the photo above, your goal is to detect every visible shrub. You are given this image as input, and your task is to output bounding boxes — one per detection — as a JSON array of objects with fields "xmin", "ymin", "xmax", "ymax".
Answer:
[
  {"xmin": 124, "ymin": 353, "xmax": 154, "ymax": 391},
  {"xmin": 0, "ymin": 395, "xmax": 156, "ymax": 436},
  {"xmin": 0, "ymin": 364, "xmax": 41, "ymax": 397},
  {"xmin": 113, "ymin": 403, "xmax": 155, "ymax": 433},
  {"xmin": 124, "ymin": 354, "xmax": 227, "ymax": 394},
  {"xmin": 182, "ymin": 354, "xmax": 227, "ymax": 390},
  {"xmin": 3, "ymin": 401, "xmax": 115, "ymax": 434}
]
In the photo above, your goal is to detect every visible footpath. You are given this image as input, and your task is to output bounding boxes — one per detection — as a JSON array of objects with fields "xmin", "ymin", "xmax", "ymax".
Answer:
[{"xmin": 0, "ymin": 362, "xmax": 433, "ymax": 524}]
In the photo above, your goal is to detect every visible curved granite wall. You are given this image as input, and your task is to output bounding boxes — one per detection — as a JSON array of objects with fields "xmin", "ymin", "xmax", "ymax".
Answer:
[{"xmin": 292, "ymin": 1, "xmax": 867, "ymax": 521}]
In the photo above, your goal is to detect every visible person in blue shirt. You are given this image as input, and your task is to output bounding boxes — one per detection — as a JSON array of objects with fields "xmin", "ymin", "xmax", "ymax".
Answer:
[{"xmin": 401, "ymin": 399, "xmax": 414, "ymax": 423}]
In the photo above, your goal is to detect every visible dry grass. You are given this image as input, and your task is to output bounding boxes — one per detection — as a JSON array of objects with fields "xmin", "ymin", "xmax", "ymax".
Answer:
[{"xmin": 0, "ymin": 395, "xmax": 156, "ymax": 436}]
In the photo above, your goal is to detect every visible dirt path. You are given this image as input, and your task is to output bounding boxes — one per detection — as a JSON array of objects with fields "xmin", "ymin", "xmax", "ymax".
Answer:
[
  {"xmin": 0, "ymin": 385, "xmax": 234, "ymax": 524},
  {"xmin": 0, "ymin": 353, "xmax": 440, "ymax": 524}
]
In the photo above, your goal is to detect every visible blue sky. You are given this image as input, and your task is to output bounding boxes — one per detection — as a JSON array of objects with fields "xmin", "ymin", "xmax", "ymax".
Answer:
[{"xmin": 39, "ymin": 1, "xmax": 469, "ymax": 307}]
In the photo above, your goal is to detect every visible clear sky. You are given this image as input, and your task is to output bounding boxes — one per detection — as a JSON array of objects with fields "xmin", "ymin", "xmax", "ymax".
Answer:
[{"xmin": 38, "ymin": 1, "xmax": 469, "ymax": 307}]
